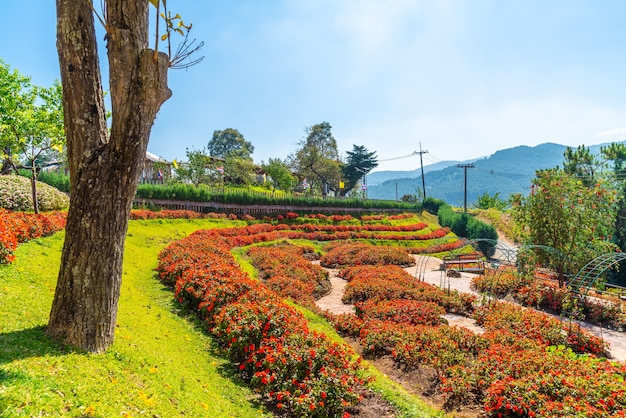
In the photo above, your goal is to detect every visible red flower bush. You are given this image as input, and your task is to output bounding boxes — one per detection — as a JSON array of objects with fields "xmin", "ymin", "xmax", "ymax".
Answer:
[
  {"xmin": 157, "ymin": 227, "xmax": 367, "ymax": 417},
  {"xmin": 247, "ymin": 244, "xmax": 329, "ymax": 308},
  {"xmin": 355, "ymin": 299, "xmax": 446, "ymax": 326},
  {"xmin": 0, "ymin": 209, "xmax": 66, "ymax": 264},
  {"xmin": 474, "ymin": 302, "xmax": 607, "ymax": 356},
  {"xmin": 341, "ymin": 265, "xmax": 476, "ymax": 315},
  {"xmin": 321, "ymin": 242, "xmax": 415, "ymax": 268}
]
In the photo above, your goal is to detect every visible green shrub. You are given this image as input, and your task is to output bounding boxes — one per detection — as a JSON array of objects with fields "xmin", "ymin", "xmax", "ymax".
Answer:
[
  {"xmin": 438, "ymin": 203, "xmax": 497, "ymax": 256},
  {"xmin": 36, "ymin": 171, "xmax": 71, "ymax": 193},
  {"xmin": 422, "ymin": 196, "xmax": 446, "ymax": 215},
  {"xmin": 0, "ymin": 174, "xmax": 69, "ymax": 211},
  {"xmin": 136, "ymin": 182, "xmax": 423, "ymax": 211}
]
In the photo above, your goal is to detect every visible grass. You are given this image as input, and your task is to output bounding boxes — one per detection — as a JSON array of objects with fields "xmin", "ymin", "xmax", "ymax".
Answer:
[
  {"xmin": 0, "ymin": 215, "xmax": 446, "ymax": 417},
  {"xmin": 0, "ymin": 218, "xmax": 270, "ymax": 417}
]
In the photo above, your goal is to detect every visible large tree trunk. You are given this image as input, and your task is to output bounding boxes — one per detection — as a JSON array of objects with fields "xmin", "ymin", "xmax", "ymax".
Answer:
[{"xmin": 48, "ymin": 0, "xmax": 171, "ymax": 353}]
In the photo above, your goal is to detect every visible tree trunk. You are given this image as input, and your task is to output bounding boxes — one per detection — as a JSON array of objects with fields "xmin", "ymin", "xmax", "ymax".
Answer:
[
  {"xmin": 30, "ymin": 162, "xmax": 39, "ymax": 214},
  {"xmin": 48, "ymin": 0, "xmax": 171, "ymax": 353}
]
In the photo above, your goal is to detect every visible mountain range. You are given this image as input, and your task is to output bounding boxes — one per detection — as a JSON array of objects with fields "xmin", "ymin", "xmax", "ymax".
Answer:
[{"xmin": 366, "ymin": 142, "xmax": 614, "ymax": 206}]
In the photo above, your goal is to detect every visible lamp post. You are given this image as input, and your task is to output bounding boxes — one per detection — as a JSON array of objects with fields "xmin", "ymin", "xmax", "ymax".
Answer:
[{"xmin": 355, "ymin": 167, "xmax": 369, "ymax": 199}]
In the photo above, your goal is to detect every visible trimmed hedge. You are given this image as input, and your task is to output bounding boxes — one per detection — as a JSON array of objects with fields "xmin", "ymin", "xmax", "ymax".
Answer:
[
  {"xmin": 437, "ymin": 204, "xmax": 497, "ymax": 256},
  {"xmin": 136, "ymin": 183, "xmax": 422, "ymax": 211}
]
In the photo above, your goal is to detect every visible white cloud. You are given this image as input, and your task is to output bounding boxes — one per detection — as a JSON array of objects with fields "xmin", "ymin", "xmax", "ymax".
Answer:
[{"xmin": 594, "ymin": 127, "xmax": 626, "ymax": 140}]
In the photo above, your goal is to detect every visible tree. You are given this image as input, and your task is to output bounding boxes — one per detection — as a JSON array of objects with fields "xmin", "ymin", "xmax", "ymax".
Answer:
[
  {"xmin": 0, "ymin": 59, "xmax": 32, "ymax": 175},
  {"xmin": 262, "ymin": 158, "xmax": 296, "ymax": 191},
  {"xmin": 563, "ymin": 145, "xmax": 602, "ymax": 187},
  {"xmin": 0, "ymin": 61, "xmax": 65, "ymax": 213},
  {"xmin": 48, "ymin": 0, "xmax": 200, "ymax": 353},
  {"xmin": 473, "ymin": 191, "xmax": 508, "ymax": 210},
  {"xmin": 208, "ymin": 128, "xmax": 254, "ymax": 159},
  {"xmin": 289, "ymin": 121, "xmax": 342, "ymax": 196},
  {"xmin": 340, "ymin": 144, "xmax": 378, "ymax": 197},
  {"xmin": 511, "ymin": 169, "xmax": 618, "ymax": 287},
  {"xmin": 223, "ymin": 155, "xmax": 256, "ymax": 185},
  {"xmin": 18, "ymin": 82, "xmax": 65, "ymax": 214},
  {"xmin": 175, "ymin": 147, "xmax": 212, "ymax": 186}
]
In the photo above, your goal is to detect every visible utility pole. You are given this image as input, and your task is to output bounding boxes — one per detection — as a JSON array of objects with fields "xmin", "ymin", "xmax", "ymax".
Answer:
[
  {"xmin": 457, "ymin": 163, "xmax": 474, "ymax": 213},
  {"xmin": 417, "ymin": 143, "xmax": 428, "ymax": 200}
]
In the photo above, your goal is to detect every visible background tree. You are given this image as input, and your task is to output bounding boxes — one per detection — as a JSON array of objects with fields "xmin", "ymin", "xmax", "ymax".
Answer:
[
  {"xmin": 262, "ymin": 158, "xmax": 296, "ymax": 191},
  {"xmin": 340, "ymin": 144, "xmax": 378, "ymax": 196},
  {"xmin": 0, "ymin": 61, "xmax": 65, "ymax": 213},
  {"xmin": 289, "ymin": 121, "xmax": 342, "ymax": 196},
  {"xmin": 473, "ymin": 191, "xmax": 508, "ymax": 210},
  {"xmin": 207, "ymin": 128, "xmax": 254, "ymax": 159},
  {"xmin": 18, "ymin": 82, "xmax": 65, "ymax": 214},
  {"xmin": 223, "ymin": 155, "xmax": 256, "ymax": 185},
  {"xmin": 0, "ymin": 59, "xmax": 34, "ymax": 174},
  {"xmin": 175, "ymin": 147, "xmax": 212, "ymax": 186},
  {"xmin": 563, "ymin": 145, "xmax": 602, "ymax": 187},
  {"xmin": 48, "ymin": 0, "xmax": 199, "ymax": 353},
  {"xmin": 511, "ymin": 169, "xmax": 617, "ymax": 286}
]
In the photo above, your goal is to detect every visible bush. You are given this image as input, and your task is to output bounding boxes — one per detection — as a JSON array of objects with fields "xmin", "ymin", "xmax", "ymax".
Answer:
[
  {"xmin": 422, "ymin": 197, "xmax": 446, "ymax": 215},
  {"xmin": 0, "ymin": 174, "xmax": 69, "ymax": 211},
  {"xmin": 437, "ymin": 203, "xmax": 497, "ymax": 256},
  {"xmin": 36, "ymin": 171, "xmax": 71, "ymax": 193}
]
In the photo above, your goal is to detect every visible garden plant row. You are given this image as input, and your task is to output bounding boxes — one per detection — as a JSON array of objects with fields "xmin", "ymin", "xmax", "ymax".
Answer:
[{"xmin": 0, "ymin": 208, "xmax": 66, "ymax": 264}]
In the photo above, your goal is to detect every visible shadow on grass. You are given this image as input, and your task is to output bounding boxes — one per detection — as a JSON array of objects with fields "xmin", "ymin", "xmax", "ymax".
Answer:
[{"xmin": 0, "ymin": 325, "xmax": 73, "ymax": 365}]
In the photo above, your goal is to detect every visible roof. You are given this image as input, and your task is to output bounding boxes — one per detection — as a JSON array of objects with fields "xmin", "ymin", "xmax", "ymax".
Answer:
[{"xmin": 145, "ymin": 151, "xmax": 169, "ymax": 163}]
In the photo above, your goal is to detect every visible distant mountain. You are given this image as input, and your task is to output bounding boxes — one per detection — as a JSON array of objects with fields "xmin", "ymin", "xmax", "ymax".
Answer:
[
  {"xmin": 367, "ymin": 142, "xmax": 583, "ymax": 205},
  {"xmin": 367, "ymin": 160, "xmax": 461, "ymax": 186}
]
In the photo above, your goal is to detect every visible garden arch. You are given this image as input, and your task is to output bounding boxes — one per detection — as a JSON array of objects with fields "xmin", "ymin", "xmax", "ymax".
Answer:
[{"xmin": 567, "ymin": 253, "xmax": 626, "ymax": 296}]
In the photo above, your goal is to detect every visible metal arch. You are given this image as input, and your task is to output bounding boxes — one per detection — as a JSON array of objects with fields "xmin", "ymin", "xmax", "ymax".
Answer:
[
  {"xmin": 568, "ymin": 252, "xmax": 626, "ymax": 295},
  {"xmin": 515, "ymin": 245, "xmax": 565, "ymax": 263}
]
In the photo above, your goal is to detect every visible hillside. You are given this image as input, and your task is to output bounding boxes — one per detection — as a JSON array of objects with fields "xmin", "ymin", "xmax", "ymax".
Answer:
[
  {"xmin": 367, "ymin": 142, "xmax": 600, "ymax": 205},
  {"xmin": 367, "ymin": 160, "xmax": 461, "ymax": 186}
]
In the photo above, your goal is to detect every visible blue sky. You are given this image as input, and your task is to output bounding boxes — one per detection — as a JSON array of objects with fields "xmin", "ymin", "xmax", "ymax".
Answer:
[{"xmin": 2, "ymin": 1, "xmax": 626, "ymax": 172}]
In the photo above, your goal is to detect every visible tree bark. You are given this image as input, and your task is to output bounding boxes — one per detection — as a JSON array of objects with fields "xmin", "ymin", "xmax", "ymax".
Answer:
[{"xmin": 48, "ymin": 0, "xmax": 171, "ymax": 353}]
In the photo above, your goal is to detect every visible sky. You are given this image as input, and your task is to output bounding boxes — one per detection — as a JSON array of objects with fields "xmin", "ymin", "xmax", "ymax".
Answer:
[{"xmin": 2, "ymin": 1, "xmax": 626, "ymax": 172}]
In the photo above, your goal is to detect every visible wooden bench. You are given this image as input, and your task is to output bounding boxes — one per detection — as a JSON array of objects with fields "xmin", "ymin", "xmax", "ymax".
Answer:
[{"xmin": 441, "ymin": 253, "xmax": 485, "ymax": 273}]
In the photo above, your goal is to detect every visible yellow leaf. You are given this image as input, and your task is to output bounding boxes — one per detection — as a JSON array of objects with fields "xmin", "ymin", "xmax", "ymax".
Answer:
[
  {"xmin": 161, "ymin": 34, "xmax": 168, "ymax": 41},
  {"xmin": 147, "ymin": 0, "xmax": 159, "ymax": 7}
]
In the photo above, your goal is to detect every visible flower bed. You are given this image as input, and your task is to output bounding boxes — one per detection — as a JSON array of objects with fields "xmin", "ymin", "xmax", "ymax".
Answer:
[
  {"xmin": 157, "ymin": 229, "xmax": 368, "ymax": 417},
  {"xmin": 0, "ymin": 208, "xmax": 66, "ymax": 264},
  {"xmin": 474, "ymin": 267, "xmax": 626, "ymax": 328},
  {"xmin": 320, "ymin": 242, "xmax": 415, "ymax": 268},
  {"xmin": 247, "ymin": 244, "xmax": 329, "ymax": 308},
  {"xmin": 340, "ymin": 265, "xmax": 476, "ymax": 315}
]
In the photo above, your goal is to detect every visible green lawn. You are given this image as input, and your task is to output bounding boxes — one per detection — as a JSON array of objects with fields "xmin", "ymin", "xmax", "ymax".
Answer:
[
  {"xmin": 0, "ymin": 217, "xmax": 443, "ymax": 417},
  {"xmin": 0, "ymin": 218, "xmax": 270, "ymax": 417}
]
